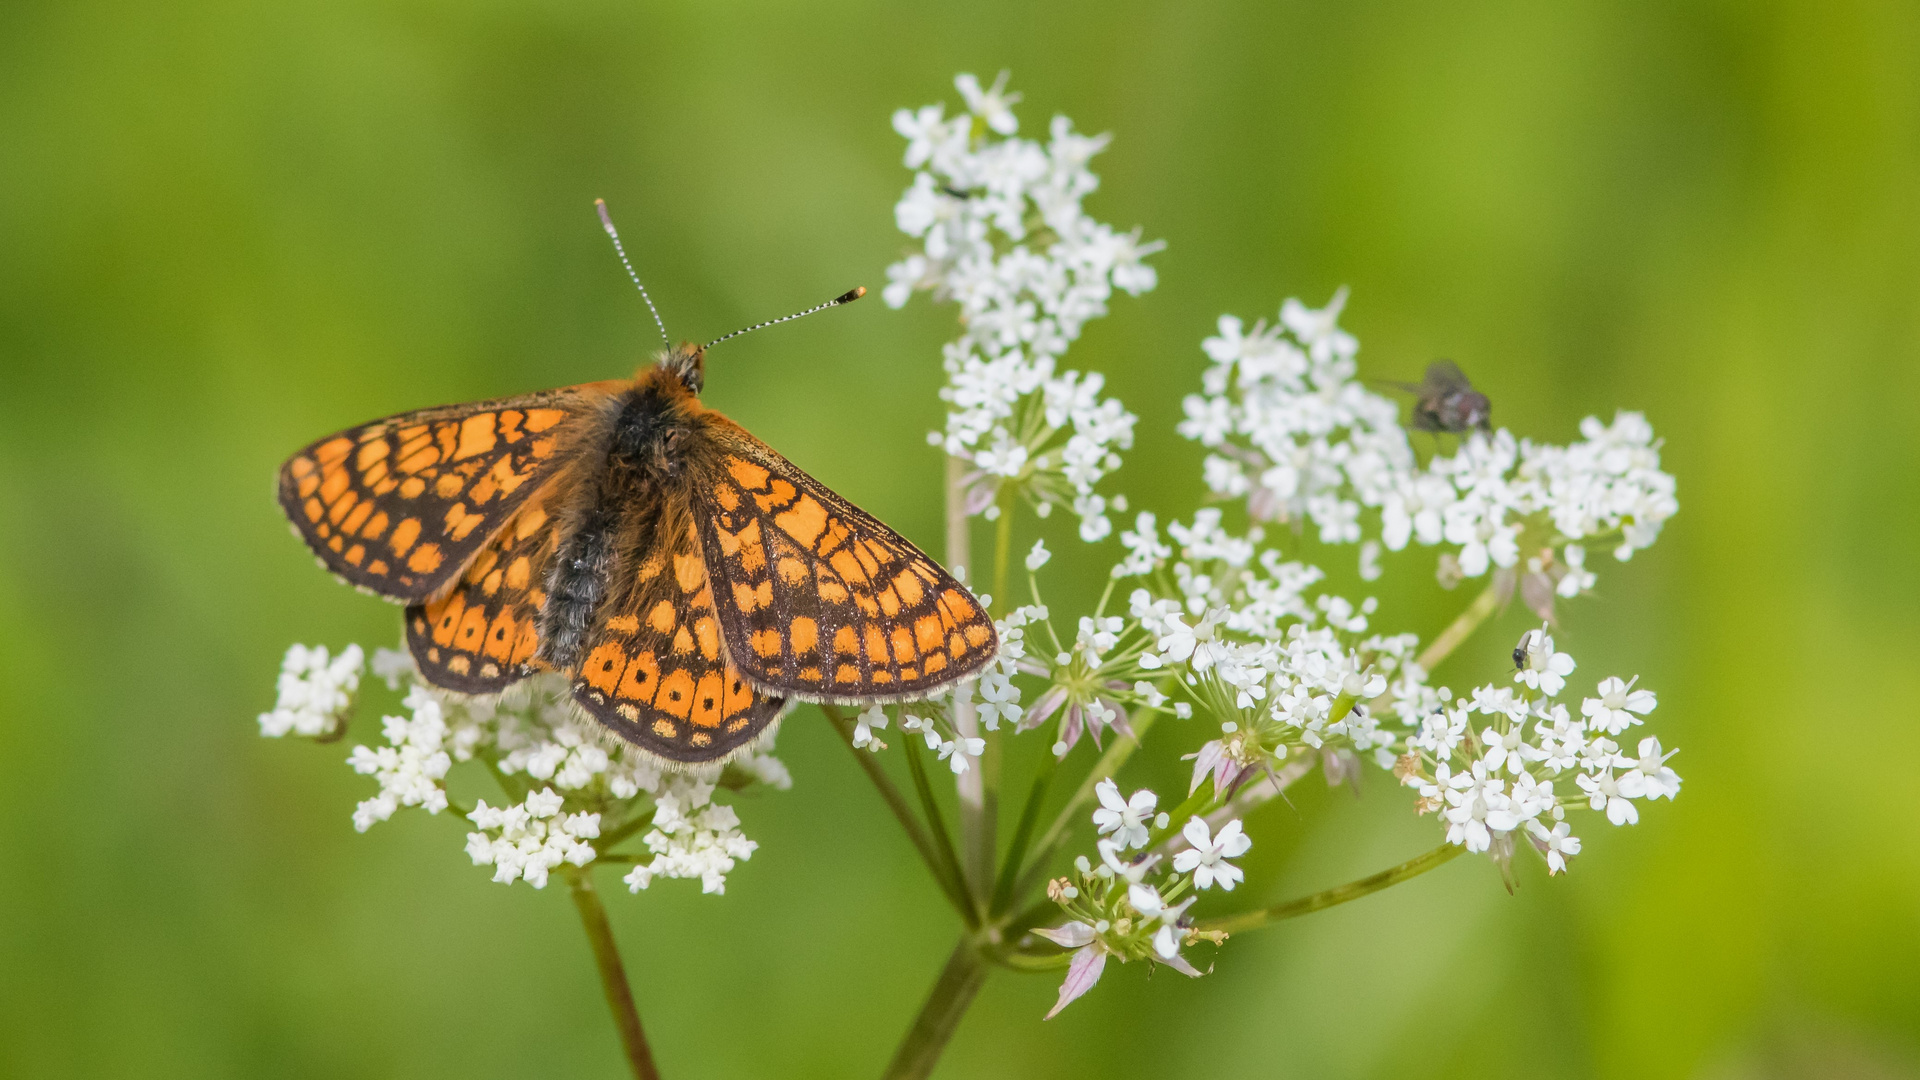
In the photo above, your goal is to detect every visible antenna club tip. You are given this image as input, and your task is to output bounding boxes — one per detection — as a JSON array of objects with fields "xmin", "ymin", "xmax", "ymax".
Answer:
[
  {"xmin": 837, "ymin": 287, "xmax": 867, "ymax": 304},
  {"xmin": 595, "ymin": 199, "xmax": 616, "ymax": 233}
]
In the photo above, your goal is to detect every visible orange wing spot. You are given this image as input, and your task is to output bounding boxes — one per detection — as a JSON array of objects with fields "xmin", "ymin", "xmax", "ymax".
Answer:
[
  {"xmin": 723, "ymin": 671, "xmax": 754, "ymax": 716},
  {"xmin": 833, "ymin": 626, "xmax": 859, "ymax": 656},
  {"xmin": 894, "ymin": 569, "xmax": 926, "ymax": 607},
  {"xmin": 755, "ymin": 581, "xmax": 772, "ymax": 609},
  {"xmin": 900, "ymin": 666, "xmax": 919, "ymax": 681},
  {"xmin": 713, "ymin": 483, "xmax": 740, "ymax": 511},
  {"xmin": 408, "ymin": 543, "xmax": 444, "ymax": 575},
  {"xmin": 949, "ymin": 632, "xmax": 968, "ymax": 657},
  {"xmin": 327, "ymin": 534, "xmax": 343, "ymax": 552},
  {"xmin": 732, "ymin": 582, "xmax": 760, "ymax": 614},
  {"xmin": 648, "ymin": 600, "xmax": 677, "ymax": 633},
  {"xmin": 871, "ymin": 670, "xmax": 894, "ymax": 685},
  {"xmin": 753, "ymin": 478, "xmax": 797, "ymax": 512},
  {"xmin": 864, "ymin": 625, "xmax": 888, "ymax": 664},
  {"xmin": 509, "ymin": 507, "xmax": 544, "ymax": 541},
  {"xmin": 690, "ymin": 732, "xmax": 712, "ymax": 747},
  {"xmin": 835, "ymin": 663, "xmax": 861, "ymax": 684},
  {"xmin": 922, "ymin": 652, "xmax": 948, "ymax": 675},
  {"xmin": 399, "ymin": 476, "xmax": 427, "ymax": 499},
  {"xmin": 481, "ymin": 569, "xmax": 502, "ymax": 595},
  {"xmin": 675, "ymin": 553, "xmax": 705, "ymax": 593},
  {"xmin": 656, "ymin": 669, "xmax": 696, "ymax": 719},
  {"xmin": 606, "ymin": 614, "xmax": 640, "ymax": 633},
  {"xmin": 817, "ymin": 521, "xmax": 851, "ymax": 557},
  {"xmin": 751, "ymin": 629, "xmax": 782, "ymax": 658},
  {"xmin": 326, "ymin": 489, "xmax": 358, "ymax": 525},
  {"xmin": 290, "ymin": 456, "xmax": 316, "ymax": 479},
  {"xmin": 798, "ymin": 666, "xmax": 823, "ymax": 681},
  {"xmin": 672, "ymin": 626, "xmax": 695, "ymax": 655},
  {"xmin": 498, "ymin": 411, "xmax": 524, "ymax": 442},
  {"xmin": 830, "ymin": 550, "xmax": 869, "ymax": 585},
  {"xmin": 791, "ymin": 616, "xmax": 818, "ymax": 655},
  {"xmin": 636, "ymin": 553, "xmax": 665, "ymax": 581},
  {"xmin": 511, "ymin": 620, "xmax": 540, "ymax": 664},
  {"xmin": 915, "ymin": 616, "xmax": 944, "ymax": 653},
  {"xmin": 891, "ymin": 626, "xmax": 917, "ymax": 664},
  {"xmin": 483, "ymin": 610, "xmax": 517, "ymax": 661},
  {"xmin": 361, "ymin": 461, "xmax": 390, "ymax": 488},
  {"xmin": 853, "ymin": 541, "xmax": 884, "ymax": 578},
  {"xmin": 691, "ymin": 584, "xmax": 715, "ymax": 611},
  {"xmin": 430, "ymin": 594, "xmax": 467, "ymax": 646},
  {"xmin": 505, "ymin": 556, "xmax": 532, "ymax": 590},
  {"xmin": 853, "ymin": 592, "xmax": 880, "ymax": 618},
  {"xmin": 818, "ymin": 579, "xmax": 848, "ymax": 604},
  {"xmin": 389, "ymin": 518, "xmax": 422, "ymax": 556},
  {"xmin": 695, "ymin": 617, "xmax": 720, "ymax": 661},
  {"xmin": 718, "ymin": 517, "xmax": 761, "ymax": 556},
  {"xmin": 691, "ymin": 673, "xmax": 725, "ymax": 728},
  {"xmin": 356, "ymin": 440, "xmax": 390, "ymax": 469},
  {"xmin": 446, "ymin": 654, "xmax": 471, "ymax": 676},
  {"xmin": 467, "ymin": 548, "xmax": 500, "ymax": 584},
  {"xmin": 652, "ymin": 718, "xmax": 677, "ymax": 739},
  {"xmin": 368, "ymin": 559, "xmax": 390, "ymax": 576},
  {"xmin": 876, "ymin": 586, "xmax": 901, "ymax": 617},
  {"xmin": 776, "ymin": 557, "xmax": 809, "ymax": 586},
  {"xmin": 297, "ymin": 471, "xmax": 320, "ymax": 498},
  {"xmin": 774, "ymin": 495, "xmax": 830, "ymax": 549},
  {"xmin": 303, "ymin": 498, "xmax": 324, "ymax": 523},
  {"xmin": 359, "ymin": 511, "xmax": 389, "ymax": 540},
  {"xmin": 965, "ymin": 625, "xmax": 993, "ymax": 648},
  {"xmin": 530, "ymin": 437, "xmax": 557, "ymax": 459},
  {"xmin": 434, "ymin": 473, "xmax": 465, "ymax": 498},
  {"xmin": 396, "ymin": 444, "xmax": 440, "ymax": 475},
  {"xmin": 469, "ymin": 474, "xmax": 499, "ymax": 505},
  {"xmin": 341, "ymin": 500, "xmax": 374, "ymax": 536},
  {"xmin": 434, "ymin": 422, "xmax": 459, "ymax": 461},
  {"xmin": 523, "ymin": 408, "xmax": 566, "ymax": 433},
  {"xmin": 490, "ymin": 456, "xmax": 529, "ymax": 497},
  {"xmin": 316, "ymin": 438, "xmax": 353, "ymax": 465},
  {"xmin": 445, "ymin": 503, "xmax": 485, "ymax": 541},
  {"xmin": 618, "ymin": 650, "xmax": 660, "ymax": 702},
  {"xmin": 344, "ymin": 544, "xmax": 366, "ymax": 566},
  {"xmin": 941, "ymin": 590, "xmax": 975, "ymax": 621},
  {"xmin": 584, "ymin": 643, "xmax": 627, "ymax": 694},
  {"xmin": 319, "ymin": 468, "xmax": 350, "ymax": 504},
  {"xmin": 455, "ymin": 413, "xmax": 498, "ymax": 460},
  {"xmin": 728, "ymin": 458, "xmax": 770, "ymax": 490}
]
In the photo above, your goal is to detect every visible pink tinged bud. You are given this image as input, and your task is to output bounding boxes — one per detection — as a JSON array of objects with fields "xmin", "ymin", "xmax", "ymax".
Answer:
[
  {"xmin": 1159, "ymin": 949, "xmax": 1204, "ymax": 978},
  {"xmin": 1045, "ymin": 946, "xmax": 1108, "ymax": 1020},
  {"xmin": 1019, "ymin": 686, "xmax": 1068, "ymax": 733},
  {"xmin": 1188, "ymin": 740, "xmax": 1224, "ymax": 796},
  {"xmin": 1033, "ymin": 921, "xmax": 1096, "ymax": 949},
  {"xmin": 963, "ymin": 477, "xmax": 1000, "ymax": 516},
  {"xmin": 1520, "ymin": 571, "xmax": 1557, "ymax": 624}
]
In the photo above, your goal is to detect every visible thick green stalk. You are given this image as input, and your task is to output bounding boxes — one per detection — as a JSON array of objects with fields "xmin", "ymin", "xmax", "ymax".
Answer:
[
  {"xmin": 1197, "ymin": 843, "xmax": 1464, "ymax": 935},
  {"xmin": 1417, "ymin": 579, "xmax": 1502, "ymax": 674},
  {"xmin": 882, "ymin": 938, "xmax": 989, "ymax": 1080},
  {"xmin": 564, "ymin": 867, "xmax": 662, "ymax": 1080},
  {"xmin": 989, "ymin": 746, "xmax": 1058, "ymax": 916},
  {"xmin": 904, "ymin": 733, "xmax": 978, "ymax": 927},
  {"xmin": 1008, "ymin": 712, "xmax": 1157, "ymax": 906}
]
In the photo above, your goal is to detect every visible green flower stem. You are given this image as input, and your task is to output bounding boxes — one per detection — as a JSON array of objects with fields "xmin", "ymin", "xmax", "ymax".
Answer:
[
  {"xmin": 1008, "ymin": 712, "xmax": 1158, "ymax": 907},
  {"xmin": 989, "ymin": 744, "xmax": 1059, "ymax": 916},
  {"xmin": 903, "ymin": 732, "xmax": 980, "ymax": 927},
  {"xmin": 823, "ymin": 706, "xmax": 974, "ymax": 921},
  {"xmin": 1417, "ymin": 579, "xmax": 1503, "ymax": 674},
  {"xmin": 564, "ymin": 867, "xmax": 662, "ymax": 1080},
  {"xmin": 1196, "ymin": 842, "xmax": 1464, "ymax": 935},
  {"xmin": 882, "ymin": 937, "xmax": 989, "ymax": 1080}
]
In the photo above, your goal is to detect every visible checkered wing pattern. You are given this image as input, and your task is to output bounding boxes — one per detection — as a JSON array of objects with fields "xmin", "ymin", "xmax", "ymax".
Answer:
[
  {"xmin": 404, "ymin": 493, "xmax": 559, "ymax": 693},
  {"xmin": 690, "ymin": 421, "xmax": 998, "ymax": 703},
  {"xmin": 277, "ymin": 384, "xmax": 617, "ymax": 602},
  {"xmin": 569, "ymin": 501, "xmax": 786, "ymax": 764}
]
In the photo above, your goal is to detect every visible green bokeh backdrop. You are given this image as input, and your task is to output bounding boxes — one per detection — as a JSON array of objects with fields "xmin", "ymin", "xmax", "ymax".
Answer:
[{"xmin": 3, "ymin": 1, "xmax": 1917, "ymax": 1077}]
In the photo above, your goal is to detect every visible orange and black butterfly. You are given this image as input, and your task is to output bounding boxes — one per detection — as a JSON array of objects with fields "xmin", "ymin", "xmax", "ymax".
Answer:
[{"xmin": 277, "ymin": 201, "xmax": 997, "ymax": 765}]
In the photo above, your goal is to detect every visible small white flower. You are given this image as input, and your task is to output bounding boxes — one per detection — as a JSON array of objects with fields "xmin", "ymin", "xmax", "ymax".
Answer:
[
  {"xmin": 1581, "ymin": 675, "xmax": 1657, "ymax": 736},
  {"xmin": 1514, "ymin": 627, "xmax": 1576, "ymax": 697},
  {"xmin": 1615, "ymin": 737, "xmax": 1682, "ymax": 801},
  {"xmin": 955, "ymin": 70, "xmax": 1021, "ymax": 135},
  {"xmin": 1171, "ymin": 817, "xmax": 1252, "ymax": 890},
  {"xmin": 1528, "ymin": 820, "xmax": 1582, "ymax": 874},
  {"xmin": 1091, "ymin": 779, "xmax": 1158, "ymax": 850},
  {"xmin": 1026, "ymin": 538, "xmax": 1052, "ymax": 571}
]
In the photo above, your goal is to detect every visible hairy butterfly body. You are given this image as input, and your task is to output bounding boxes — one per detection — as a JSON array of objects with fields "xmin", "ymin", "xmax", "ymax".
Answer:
[{"xmin": 279, "ymin": 336, "xmax": 998, "ymax": 765}]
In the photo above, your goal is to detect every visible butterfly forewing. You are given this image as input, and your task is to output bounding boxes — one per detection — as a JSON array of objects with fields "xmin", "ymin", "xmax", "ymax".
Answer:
[
  {"xmin": 277, "ymin": 385, "xmax": 617, "ymax": 602},
  {"xmin": 567, "ymin": 501, "xmax": 786, "ymax": 763},
  {"xmin": 405, "ymin": 492, "xmax": 560, "ymax": 693},
  {"xmin": 690, "ymin": 421, "xmax": 998, "ymax": 703}
]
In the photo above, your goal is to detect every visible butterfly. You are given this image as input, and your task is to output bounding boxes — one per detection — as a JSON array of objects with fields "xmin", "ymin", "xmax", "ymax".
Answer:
[{"xmin": 277, "ymin": 201, "xmax": 998, "ymax": 765}]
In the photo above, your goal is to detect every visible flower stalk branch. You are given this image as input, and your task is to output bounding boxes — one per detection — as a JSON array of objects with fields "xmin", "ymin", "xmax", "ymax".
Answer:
[
  {"xmin": 1197, "ymin": 843, "xmax": 1465, "ymax": 935},
  {"xmin": 565, "ymin": 867, "xmax": 662, "ymax": 1080}
]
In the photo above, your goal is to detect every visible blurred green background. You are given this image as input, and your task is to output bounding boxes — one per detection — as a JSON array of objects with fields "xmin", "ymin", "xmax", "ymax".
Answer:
[{"xmin": 3, "ymin": 0, "xmax": 1917, "ymax": 1077}]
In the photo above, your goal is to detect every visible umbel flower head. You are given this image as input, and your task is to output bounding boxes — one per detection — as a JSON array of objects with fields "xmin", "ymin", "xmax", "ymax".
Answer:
[{"xmin": 262, "ymin": 647, "xmax": 789, "ymax": 895}]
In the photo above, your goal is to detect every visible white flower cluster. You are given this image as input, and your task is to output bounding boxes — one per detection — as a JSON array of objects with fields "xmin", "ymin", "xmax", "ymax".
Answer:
[
  {"xmin": 1180, "ymin": 292, "xmax": 1678, "ymax": 588},
  {"xmin": 886, "ymin": 72, "xmax": 1160, "ymax": 540},
  {"xmin": 1036, "ymin": 780, "xmax": 1246, "ymax": 1017},
  {"xmin": 258, "ymin": 643, "xmax": 363, "ymax": 738},
  {"xmin": 1401, "ymin": 629, "xmax": 1680, "ymax": 872},
  {"xmin": 261, "ymin": 644, "xmax": 787, "ymax": 896}
]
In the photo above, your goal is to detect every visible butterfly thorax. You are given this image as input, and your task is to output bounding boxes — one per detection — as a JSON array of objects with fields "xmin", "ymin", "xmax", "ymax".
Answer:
[{"xmin": 539, "ymin": 365, "xmax": 711, "ymax": 669}]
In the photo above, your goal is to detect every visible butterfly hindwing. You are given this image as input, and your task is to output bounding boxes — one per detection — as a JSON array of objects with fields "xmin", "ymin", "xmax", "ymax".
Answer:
[
  {"xmin": 277, "ymin": 384, "xmax": 616, "ymax": 602},
  {"xmin": 405, "ymin": 493, "xmax": 560, "ymax": 693},
  {"xmin": 689, "ymin": 420, "xmax": 998, "ymax": 703},
  {"xmin": 569, "ymin": 502, "xmax": 786, "ymax": 764}
]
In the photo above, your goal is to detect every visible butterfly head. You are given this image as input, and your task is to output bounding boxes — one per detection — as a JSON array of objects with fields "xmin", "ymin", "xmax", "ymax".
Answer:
[{"xmin": 657, "ymin": 342, "xmax": 707, "ymax": 396}]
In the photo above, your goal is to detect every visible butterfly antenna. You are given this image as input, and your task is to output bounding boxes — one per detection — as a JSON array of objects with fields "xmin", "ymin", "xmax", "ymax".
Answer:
[
  {"xmin": 595, "ymin": 198, "xmax": 671, "ymax": 350},
  {"xmin": 703, "ymin": 287, "xmax": 866, "ymax": 351}
]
